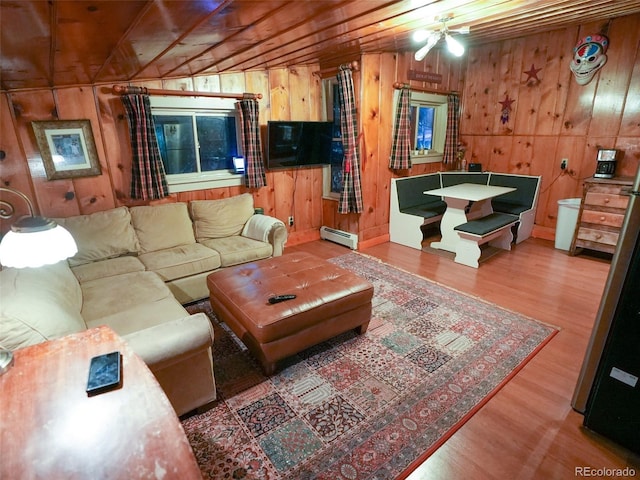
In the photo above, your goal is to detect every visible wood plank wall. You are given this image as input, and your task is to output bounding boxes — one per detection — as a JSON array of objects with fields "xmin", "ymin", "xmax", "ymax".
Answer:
[
  {"xmin": 0, "ymin": 66, "xmax": 325, "ymax": 244},
  {"xmin": 354, "ymin": 12, "xmax": 639, "ymax": 246},
  {"xmin": 458, "ymin": 14, "xmax": 640, "ymax": 239},
  {"xmin": 1, "ymin": 13, "xmax": 639, "ymax": 247}
]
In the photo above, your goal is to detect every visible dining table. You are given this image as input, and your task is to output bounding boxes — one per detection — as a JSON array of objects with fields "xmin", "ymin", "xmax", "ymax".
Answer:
[{"xmin": 423, "ymin": 182, "xmax": 516, "ymax": 253}]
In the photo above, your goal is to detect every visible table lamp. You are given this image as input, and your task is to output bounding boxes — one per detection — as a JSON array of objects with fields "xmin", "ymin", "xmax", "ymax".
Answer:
[
  {"xmin": 0, "ymin": 186, "xmax": 78, "ymax": 375},
  {"xmin": 0, "ymin": 186, "xmax": 77, "ymax": 268}
]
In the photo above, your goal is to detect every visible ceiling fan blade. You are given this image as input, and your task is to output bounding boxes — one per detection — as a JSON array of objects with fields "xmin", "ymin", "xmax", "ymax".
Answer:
[{"xmin": 450, "ymin": 26, "xmax": 470, "ymax": 34}]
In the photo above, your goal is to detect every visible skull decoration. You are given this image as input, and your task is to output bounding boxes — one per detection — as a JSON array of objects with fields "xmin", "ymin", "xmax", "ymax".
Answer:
[{"xmin": 570, "ymin": 34, "xmax": 609, "ymax": 85}]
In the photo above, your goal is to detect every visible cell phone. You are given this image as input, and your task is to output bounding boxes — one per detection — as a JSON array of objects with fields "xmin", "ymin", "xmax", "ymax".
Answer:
[{"xmin": 86, "ymin": 351, "xmax": 122, "ymax": 396}]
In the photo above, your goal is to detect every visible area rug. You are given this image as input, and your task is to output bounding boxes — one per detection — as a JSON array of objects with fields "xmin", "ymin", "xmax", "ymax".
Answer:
[{"xmin": 183, "ymin": 252, "xmax": 558, "ymax": 480}]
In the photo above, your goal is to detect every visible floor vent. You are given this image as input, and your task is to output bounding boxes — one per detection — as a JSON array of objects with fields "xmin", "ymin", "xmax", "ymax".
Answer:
[{"xmin": 320, "ymin": 226, "xmax": 358, "ymax": 250}]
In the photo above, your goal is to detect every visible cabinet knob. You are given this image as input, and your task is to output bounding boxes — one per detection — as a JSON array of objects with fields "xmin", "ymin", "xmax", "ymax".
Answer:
[
  {"xmin": 595, "ymin": 234, "xmax": 602, "ymax": 240},
  {"xmin": 603, "ymin": 198, "xmax": 610, "ymax": 203},
  {"xmin": 600, "ymin": 216, "xmax": 606, "ymax": 221}
]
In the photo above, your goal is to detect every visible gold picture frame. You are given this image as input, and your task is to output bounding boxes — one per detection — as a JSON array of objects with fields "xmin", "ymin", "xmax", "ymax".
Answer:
[{"xmin": 32, "ymin": 120, "xmax": 101, "ymax": 180}]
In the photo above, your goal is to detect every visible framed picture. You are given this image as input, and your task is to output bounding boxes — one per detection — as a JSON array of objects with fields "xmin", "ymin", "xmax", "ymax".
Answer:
[{"xmin": 32, "ymin": 120, "xmax": 101, "ymax": 180}]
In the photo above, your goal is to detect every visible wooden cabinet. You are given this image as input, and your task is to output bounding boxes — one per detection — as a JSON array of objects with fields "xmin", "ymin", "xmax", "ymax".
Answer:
[{"xmin": 570, "ymin": 177, "xmax": 634, "ymax": 256}]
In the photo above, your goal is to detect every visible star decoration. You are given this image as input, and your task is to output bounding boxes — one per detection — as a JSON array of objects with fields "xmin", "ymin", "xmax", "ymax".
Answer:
[
  {"xmin": 524, "ymin": 64, "xmax": 542, "ymax": 83},
  {"xmin": 499, "ymin": 95, "xmax": 515, "ymax": 124},
  {"xmin": 499, "ymin": 95, "xmax": 515, "ymax": 111}
]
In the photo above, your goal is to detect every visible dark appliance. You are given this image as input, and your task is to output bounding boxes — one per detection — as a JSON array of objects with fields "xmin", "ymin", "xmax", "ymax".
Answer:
[
  {"xmin": 468, "ymin": 163, "xmax": 482, "ymax": 172},
  {"xmin": 594, "ymin": 149, "xmax": 618, "ymax": 179},
  {"xmin": 572, "ymin": 167, "xmax": 640, "ymax": 454},
  {"xmin": 266, "ymin": 121, "xmax": 333, "ymax": 169}
]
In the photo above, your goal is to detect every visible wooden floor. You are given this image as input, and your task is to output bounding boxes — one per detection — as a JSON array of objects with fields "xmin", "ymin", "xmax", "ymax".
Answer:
[{"xmin": 285, "ymin": 238, "xmax": 640, "ymax": 479}]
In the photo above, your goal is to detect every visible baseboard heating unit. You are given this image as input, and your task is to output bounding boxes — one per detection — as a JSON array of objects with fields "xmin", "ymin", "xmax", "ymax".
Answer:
[{"xmin": 320, "ymin": 226, "xmax": 358, "ymax": 250}]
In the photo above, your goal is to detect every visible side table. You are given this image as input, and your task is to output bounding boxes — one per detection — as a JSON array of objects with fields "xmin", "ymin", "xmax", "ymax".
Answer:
[{"xmin": 0, "ymin": 326, "xmax": 202, "ymax": 479}]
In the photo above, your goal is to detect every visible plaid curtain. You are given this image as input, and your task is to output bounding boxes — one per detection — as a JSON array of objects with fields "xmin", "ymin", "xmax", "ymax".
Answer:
[
  {"xmin": 121, "ymin": 94, "xmax": 169, "ymax": 200},
  {"xmin": 389, "ymin": 86, "xmax": 412, "ymax": 170},
  {"xmin": 443, "ymin": 94, "xmax": 460, "ymax": 165},
  {"xmin": 236, "ymin": 99, "xmax": 266, "ymax": 188},
  {"xmin": 336, "ymin": 65, "xmax": 363, "ymax": 214}
]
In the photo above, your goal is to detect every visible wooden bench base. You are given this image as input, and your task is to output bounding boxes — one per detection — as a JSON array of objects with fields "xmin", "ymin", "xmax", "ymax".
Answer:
[{"xmin": 454, "ymin": 213, "xmax": 519, "ymax": 268}]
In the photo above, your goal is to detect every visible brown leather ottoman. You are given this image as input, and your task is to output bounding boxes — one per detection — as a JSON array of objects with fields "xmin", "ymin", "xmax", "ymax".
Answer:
[{"xmin": 206, "ymin": 252, "xmax": 373, "ymax": 375}]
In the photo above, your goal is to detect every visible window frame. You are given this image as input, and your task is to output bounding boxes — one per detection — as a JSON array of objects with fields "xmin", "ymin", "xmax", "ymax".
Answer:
[
  {"xmin": 408, "ymin": 91, "xmax": 448, "ymax": 165},
  {"xmin": 149, "ymin": 96, "xmax": 244, "ymax": 193}
]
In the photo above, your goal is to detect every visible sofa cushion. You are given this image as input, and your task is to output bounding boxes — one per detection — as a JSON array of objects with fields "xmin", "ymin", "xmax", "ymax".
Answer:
[
  {"xmin": 190, "ymin": 194, "xmax": 255, "ymax": 240},
  {"xmin": 80, "ymin": 271, "xmax": 184, "ymax": 328},
  {"xmin": 0, "ymin": 262, "xmax": 85, "ymax": 350},
  {"xmin": 71, "ymin": 256, "xmax": 146, "ymax": 283},
  {"xmin": 130, "ymin": 203, "xmax": 195, "ymax": 253},
  {"xmin": 137, "ymin": 243, "xmax": 221, "ymax": 281},
  {"xmin": 55, "ymin": 207, "xmax": 139, "ymax": 266},
  {"xmin": 199, "ymin": 235, "xmax": 273, "ymax": 267}
]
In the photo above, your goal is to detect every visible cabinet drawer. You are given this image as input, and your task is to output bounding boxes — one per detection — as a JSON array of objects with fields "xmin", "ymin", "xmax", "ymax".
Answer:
[
  {"xmin": 580, "ymin": 209, "xmax": 626, "ymax": 228},
  {"xmin": 576, "ymin": 227, "xmax": 619, "ymax": 246},
  {"xmin": 584, "ymin": 192, "xmax": 629, "ymax": 209}
]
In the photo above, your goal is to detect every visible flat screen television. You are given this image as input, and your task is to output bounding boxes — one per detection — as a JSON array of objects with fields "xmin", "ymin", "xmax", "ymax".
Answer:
[{"xmin": 266, "ymin": 121, "xmax": 333, "ymax": 169}]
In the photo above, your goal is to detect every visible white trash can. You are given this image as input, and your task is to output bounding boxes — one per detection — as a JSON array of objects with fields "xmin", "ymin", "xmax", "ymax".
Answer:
[{"xmin": 555, "ymin": 198, "xmax": 581, "ymax": 250}]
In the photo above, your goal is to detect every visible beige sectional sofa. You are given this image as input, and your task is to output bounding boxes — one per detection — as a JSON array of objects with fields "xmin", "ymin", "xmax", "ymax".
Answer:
[{"xmin": 0, "ymin": 193, "xmax": 287, "ymax": 416}]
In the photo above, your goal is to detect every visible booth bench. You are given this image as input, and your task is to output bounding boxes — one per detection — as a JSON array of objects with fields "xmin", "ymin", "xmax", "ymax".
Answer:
[
  {"xmin": 390, "ymin": 171, "xmax": 541, "ymax": 251},
  {"xmin": 453, "ymin": 212, "xmax": 519, "ymax": 268}
]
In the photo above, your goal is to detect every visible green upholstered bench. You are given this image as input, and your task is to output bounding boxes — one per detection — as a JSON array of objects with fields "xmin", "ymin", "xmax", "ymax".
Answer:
[
  {"xmin": 396, "ymin": 174, "xmax": 446, "ymax": 218},
  {"xmin": 440, "ymin": 171, "xmax": 490, "ymax": 187},
  {"xmin": 488, "ymin": 173, "xmax": 541, "ymax": 244},
  {"xmin": 390, "ymin": 171, "xmax": 541, "ymax": 251},
  {"xmin": 453, "ymin": 213, "xmax": 519, "ymax": 268},
  {"xmin": 390, "ymin": 174, "xmax": 446, "ymax": 249}
]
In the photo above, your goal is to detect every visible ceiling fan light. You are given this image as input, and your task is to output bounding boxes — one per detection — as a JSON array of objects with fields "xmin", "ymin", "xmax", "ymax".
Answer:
[
  {"xmin": 414, "ymin": 32, "xmax": 441, "ymax": 61},
  {"xmin": 412, "ymin": 29, "xmax": 431, "ymax": 43},
  {"xmin": 445, "ymin": 33, "xmax": 465, "ymax": 56}
]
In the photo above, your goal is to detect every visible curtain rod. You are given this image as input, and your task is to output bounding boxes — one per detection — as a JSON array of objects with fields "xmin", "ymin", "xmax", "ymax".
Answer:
[
  {"xmin": 393, "ymin": 82, "xmax": 457, "ymax": 96},
  {"xmin": 112, "ymin": 84, "xmax": 262, "ymax": 100},
  {"xmin": 312, "ymin": 60, "xmax": 359, "ymax": 78}
]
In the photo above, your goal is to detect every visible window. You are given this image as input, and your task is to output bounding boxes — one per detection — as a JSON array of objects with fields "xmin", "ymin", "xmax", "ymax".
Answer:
[
  {"xmin": 321, "ymin": 80, "xmax": 345, "ymax": 199},
  {"xmin": 150, "ymin": 96, "xmax": 243, "ymax": 193},
  {"xmin": 411, "ymin": 105, "xmax": 435, "ymax": 151},
  {"xmin": 408, "ymin": 92, "xmax": 448, "ymax": 164},
  {"xmin": 329, "ymin": 83, "xmax": 344, "ymax": 196}
]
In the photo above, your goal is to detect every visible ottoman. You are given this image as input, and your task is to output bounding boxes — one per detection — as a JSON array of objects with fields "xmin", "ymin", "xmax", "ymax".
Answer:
[{"xmin": 206, "ymin": 252, "xmax": 374, "ymax": 375}]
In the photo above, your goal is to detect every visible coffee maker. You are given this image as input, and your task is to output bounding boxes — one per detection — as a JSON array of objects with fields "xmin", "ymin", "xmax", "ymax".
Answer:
[{"xmin": 594, "ymin": 149, "xmax": 618, "ymax": 179}]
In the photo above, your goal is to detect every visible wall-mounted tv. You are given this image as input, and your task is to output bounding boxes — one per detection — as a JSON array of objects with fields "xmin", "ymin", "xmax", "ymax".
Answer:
[{"xmin": 266, "ymin": 121, "xmax": 333, "ymax": 169}]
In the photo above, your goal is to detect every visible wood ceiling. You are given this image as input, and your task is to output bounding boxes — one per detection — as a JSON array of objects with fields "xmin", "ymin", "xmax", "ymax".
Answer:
[{"xmin": 2, "ymin": 0, "xmax": 640, "ymax": 92}]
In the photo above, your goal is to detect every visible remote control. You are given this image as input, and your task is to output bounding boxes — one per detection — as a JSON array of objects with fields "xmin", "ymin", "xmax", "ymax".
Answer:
[{"xmin": 268, "ymin": 294, "xmax": 297, "ymax": 304}]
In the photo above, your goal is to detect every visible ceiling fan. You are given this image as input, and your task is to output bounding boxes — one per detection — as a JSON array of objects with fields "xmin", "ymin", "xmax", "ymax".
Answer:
[{"xmin": 413, "ymin": 15, "xmax": 470, "ymax": 60}]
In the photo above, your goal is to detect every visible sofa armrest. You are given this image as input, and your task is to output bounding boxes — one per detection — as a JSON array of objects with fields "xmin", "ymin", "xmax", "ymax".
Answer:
[
  {"xmin": 122, "ymin": 313, "xmax": 214, "ymax": 371},
  {"xmin": 241, "ymin": 214, "xmax": 287, "ymax": 256}
]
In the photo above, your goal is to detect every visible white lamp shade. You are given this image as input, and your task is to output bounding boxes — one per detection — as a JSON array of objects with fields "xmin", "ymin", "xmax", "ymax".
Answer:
[
  {"xmin": 445, "ymin": 34, "xmax": 465, "ymax": 57},
  {"xmin": 0, "ymin": 224, "xmax": 77, "ymax": 268}
]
